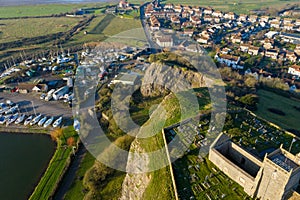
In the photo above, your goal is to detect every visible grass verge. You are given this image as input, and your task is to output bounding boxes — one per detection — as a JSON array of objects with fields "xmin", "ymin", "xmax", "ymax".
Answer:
[
  {"xmin": 29, "ymin": 144, "xmax": 72, "ymax": 200},
  {"xmin": 64, "ymin": 152, "xmax": 95, "ymax": 200},
  {"xmin": 255, "ymin": 89, "xmax": 300, "ymax": 131}
]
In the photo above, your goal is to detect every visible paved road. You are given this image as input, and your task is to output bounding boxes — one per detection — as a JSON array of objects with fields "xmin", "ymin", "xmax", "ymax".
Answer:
[{"xmin": 140, "ymin": 2, "xmax": 161, "ymax": 51}]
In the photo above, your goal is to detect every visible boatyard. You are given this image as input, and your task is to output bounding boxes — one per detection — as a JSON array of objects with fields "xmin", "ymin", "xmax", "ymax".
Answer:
[{"xmin": 0, "ymin": 92, "xmax": 72, "ymax": 129}]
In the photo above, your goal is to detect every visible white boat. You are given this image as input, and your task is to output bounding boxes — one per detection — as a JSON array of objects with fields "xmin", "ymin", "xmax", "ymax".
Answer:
[
  {"xmin": 0, "ymin": 106, "xmax": 9, "ymax": 114},
  {"xmin": 53, "ymin": 116, "xmax": 63, "ymax": 128},
  {"xmin": 73, "ymin": 119, "xmax": 80, "ymax": 132},
  {"xmin": 5, "ymin": 106, "xmax": 18, "ymax": 115},
  {"xmin": 30, "ymin": 114, "xmax": 42, "ymax": 126},
  {"xmin": 0, "ymin": 103, "xmax": 6, "ymax": 108},
  {"xmin": 24, "ymin": 115, "xmax": 33, "ymax": 126},
  {"xmin": 7, "ymin": 113, "xmax": 18, "ymax": 124},
  {"xmin": 1, "ymin": 114, "xmax": 11, "ymax": 124},
  {"xmin": 43, "ymin": 117, "xmax": 54, "ymax": 128},
  {"xmin": 0, "ymin": 116, "xmax": 6, "ymax": 124},
  {"xmin": 38, "ymin": 116, "xmax": 47, "ymax": 126},
  {"xmin": 15, "ymin": 114, "xmax": 26, "ymax": 124}
]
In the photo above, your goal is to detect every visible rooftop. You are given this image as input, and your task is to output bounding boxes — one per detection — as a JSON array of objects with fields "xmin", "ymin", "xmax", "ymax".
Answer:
[{"xmin": 269, "ymin": 153, "xmax": 299, "ymax": 172}]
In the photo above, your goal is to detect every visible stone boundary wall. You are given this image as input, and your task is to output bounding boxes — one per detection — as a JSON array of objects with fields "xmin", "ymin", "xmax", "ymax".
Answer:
[{"xmin": 161, "ymin": 128, "xmax": 179, "ymax": 200}]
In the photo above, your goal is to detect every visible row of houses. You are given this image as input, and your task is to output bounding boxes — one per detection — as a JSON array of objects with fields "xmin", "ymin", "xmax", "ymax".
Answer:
[
  {"xmin": 214, "ymin": 54, "xmax": 244, "ymax": 69},
  {"xmin": 239, "ymin": 43, "xmax": 300, "ymax": 62},
  {"xmin": 147, "ymin": 2, "xmax": 300, "ymax": 31}
]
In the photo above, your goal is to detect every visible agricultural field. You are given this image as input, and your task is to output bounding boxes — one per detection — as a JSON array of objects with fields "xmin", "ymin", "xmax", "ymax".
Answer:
[
  {"xmin": 102, "ymin": 16, "xmax": 142, "ymax": 36},
  {"xmin": 70, "ymin": 14, "xmax": 142, "ymax": 45},
  {"xmin": 0, "ymin": 17, "xmax": 82, "ymax": 43},
  {"xmin": 163, "ymin": 0, "xmax": 300, "ymax": 14},
  {"xmin": 68, "ymin": 15, "xmax": 107, "ymax": 44},
  {"xmin": 255, "ymin": 89, "xmax": 300, "ymax": 132},
  {"xmin": 0, "ymin": 3, "xmax": 103, "ymax": 18}
]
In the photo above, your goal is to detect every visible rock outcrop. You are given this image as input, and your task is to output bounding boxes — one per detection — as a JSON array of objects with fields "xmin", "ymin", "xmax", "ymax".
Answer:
[{"xmin": 141, "ymin": 62, "xmax": 205, "ymax": 97}]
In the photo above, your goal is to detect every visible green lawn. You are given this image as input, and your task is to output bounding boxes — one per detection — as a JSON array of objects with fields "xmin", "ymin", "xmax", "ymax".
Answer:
[
  {"xmin": 255, "ymin": 89, "xmax": 300, "ymax": 132},
  {"xmin": 0, "ymin": 17, "xmax": 81, "ymax": 43}
]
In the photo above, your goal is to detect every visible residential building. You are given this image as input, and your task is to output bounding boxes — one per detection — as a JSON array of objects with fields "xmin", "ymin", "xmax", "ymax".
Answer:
[
  {"xmin": 221, "ymin": 47, "xmax": 231, "ymax": 54},
  {"xmin": 270, "ymin": 21, "xmax": 281, "ymax": 29},
  {"xmin": 294, "ymin": 44, "xmax": 300, "ymax": 56},
  {"xmin": 283, "ymin": 18, "xmax": 294, "ymax": 24},
  {"xmin": 181, "ymin": 21, "xmax": 194, "ymax": 29},
  {"xmin": 238, "ymin": 14, "xmax": 248, "ymax": 22},
  {"xmin": 197, "ymin": 36, "xmax": 210, "ymax": 44},
  {"xmin": 240, "ymin": 44, "xmax": 249, "ymax": 52},
  {"xmin": 283, "ymin": 24, "xmax": 295, "ymax": 31},
  {"xmin": 215, "ymin": 54, "xmax": 243, "ymax": 69},
  {"xmin": 203, "ymin": 15, "xmax": 213, "ymax": 22},
  {"xmin": 203, "ymin": 7, "xmax": 213, "ymax": 15},
  {"xmin": 261, "ymin": 39, "xmax": 274, "ymax": 49},
  {"xmin": 260, "ymin": 15, "xmax": 269, "ymax": 22},
  {"xmin": 288, "ymin": 65, "xmax": 300, "ymax": 77},
  {"xmin": 191, "ymin": 6, "xmax": 201, "ymax": 12},
  {"xmin": 181, "ymin": 10, "xmax": 190, "ymax": 18},
  {"xmin": 286, "ymin": 51, "xmax": 298, "ymax": 63},
  {"xmin": 150, "ymin": 15, "xmax": 161, "ymax": 30},
  {"xmin": 156, "ymin": 35, "xmax": 173, "ymax": 47},
  {"xmin": 164, "ymin": 3, "xmax": 173, "ymax": 10},
  {"xmin": 174, "ymin": 5, "xmax": 182, "ymax": 13},
  {"xmin": 213, "ymin": 17, "xmax": 221, "ymax": 23},
  {"xmin": 265, "ymin": 49, "xmax": 278, "ymax": 59},
  {"xmin": 212, "ymin": 10, "xmax": 223, "ymax": 18},
  {"xmin": 249, "ymin": 15, "xmax": 258, "ymax": 23},
  {"xmin": 194, "ymin": 11, "xmax": 202, "ymax": 17},
  {"xmin": 119, "ymin": 0, "xmax": 129, "ymax": 8},
  {"xmin": 190, "ymin": 16, "xmax": 201, "ymax": 25},
  {"xmin": 224, "ymin": 12, "xmax": 236, "ymax": 20},
  {"xmin": 231, "ymin": 35, "xmax": 242, "ymax": 43},
  {"xmin": 171, "ymin": 15, "xmax": 180, "ymax": 24},
  {"xmin": 248, "ymin": 46, "xmax": 260, "ymax": 56}
]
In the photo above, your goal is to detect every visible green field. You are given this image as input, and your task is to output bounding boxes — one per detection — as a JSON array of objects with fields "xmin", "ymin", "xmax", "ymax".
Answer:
[
  {"xmin": 163, "ymin": 0, "xmax": 300, "ymax": 14},
  {"xmin": 0, "ymin": 17, "xmax": 81, "ymax": 43},
  {"xmin": 102, "ymin": 16, "xmax": 142, "ymax": 36},
  {"xmin": 70, "ymin": 14, "xmax": 142, "ymax": 45},
  {"xmin": 0, "ymin": 3, "xmax": 107, "ymax": 18},
  {"xmin": 255, "ymin": 89, "xmax": 300, "ymax": 132},
  {"xmin": 90, "ymin": 14, "xmax": 115, "ymax": 34}
]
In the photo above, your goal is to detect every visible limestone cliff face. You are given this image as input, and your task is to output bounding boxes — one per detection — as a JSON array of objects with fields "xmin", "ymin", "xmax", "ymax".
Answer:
[
  {"xmin": 119, "ymin": 139, "xmax": 151, "ymax": 200},
  {"xmin": 141, "ymin": 62, "xmax": 205, "ymax": 97}
]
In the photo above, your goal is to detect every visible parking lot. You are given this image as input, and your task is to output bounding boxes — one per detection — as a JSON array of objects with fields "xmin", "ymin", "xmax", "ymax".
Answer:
[{"xmin": 0, "ymin": 92, "xmax": 73, "ymax": 123}]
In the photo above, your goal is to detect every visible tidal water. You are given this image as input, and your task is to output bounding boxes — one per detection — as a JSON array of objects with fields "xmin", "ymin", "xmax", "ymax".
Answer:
[{"xmin": 0, "ymin": 133, "xmax": 55, "ymax": 200}]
